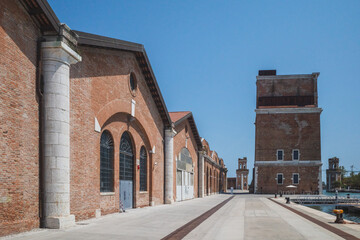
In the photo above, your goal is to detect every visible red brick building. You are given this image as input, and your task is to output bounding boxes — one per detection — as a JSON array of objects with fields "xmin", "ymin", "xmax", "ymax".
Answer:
[
  {"xmin": 254, "ymin": 70, "xmax": 322, "ymax": 194},
  {"xmin": 0, "ymin": 0, "xmax": 227, "ymax": 236},
  {"xmin": 236, "ymin": 157, "xmax": 249, "ymax": 190},
  {"xmin": 169, "ymin": 111, "xmax": 202, "ymax": 201},
  {"xmin": 201, "ymin": 139, "xmax": 228, "ymax": 195},
  {"xmin": 326, "ymin": 157, "xmax": 342, "ymax": 191}
]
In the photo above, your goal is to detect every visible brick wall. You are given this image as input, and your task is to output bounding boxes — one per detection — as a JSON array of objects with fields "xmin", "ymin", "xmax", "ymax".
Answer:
[
  {"xmin": 0, "ymin": 0, "xmax": 41, "ymax": 236},
  {"xmin": 255, "ymin": 113, "xmax": 321, "ymax": 162},
  {"xmin": 256, "ymin": 166, "xmax": 320, "ymax": 194},
  {"xmin": 173, "ymin": 119, "xmax": 199, "ymax": 201},
  {"xmin": 69, "ymin": 45, "xmax": 165, "ymax": 220}
]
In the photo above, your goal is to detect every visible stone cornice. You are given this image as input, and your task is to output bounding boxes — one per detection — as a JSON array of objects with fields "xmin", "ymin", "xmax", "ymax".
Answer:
[
  {"xmin": 255, "ymin": 107, "xmax": 322, "ymax": 115},
  {"xmin": 255, "ymin": 160, "xmax": 322, "ymax": 166}
]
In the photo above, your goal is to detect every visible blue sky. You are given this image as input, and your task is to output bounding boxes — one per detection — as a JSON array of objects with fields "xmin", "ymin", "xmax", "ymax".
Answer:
[{"xmin": 48, "ymin": 0, "xmax": 360, "ymax": 181}]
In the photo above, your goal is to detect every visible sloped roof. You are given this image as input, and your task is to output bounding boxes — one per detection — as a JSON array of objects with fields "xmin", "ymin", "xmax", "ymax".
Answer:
[{"xmin": 169, "ymin": 111, "xmax": 202, "ymax": 149}]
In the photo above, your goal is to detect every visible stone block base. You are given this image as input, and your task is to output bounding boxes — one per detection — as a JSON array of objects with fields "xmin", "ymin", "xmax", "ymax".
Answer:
[
  {"xmin": 95, "ymin": 209, "xmax": 101, "ymax": 218},
  {"xmin": 45, "ymin": 215, "xmax": 75, "ymax": 229}
]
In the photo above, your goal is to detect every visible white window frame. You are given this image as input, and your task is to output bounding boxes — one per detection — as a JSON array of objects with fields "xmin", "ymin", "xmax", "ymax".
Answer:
[
  {"xmin": 292, "ymin": 173, "xmax": 300, "ymax": 185},
  {"xmin": 276, "ymin": 149, "xmax": 284, "ymax": 161},
  {"xmin": 292, "ymin": 149, "xmax": 300, "ymax": 161},
  {"xmin": 276, "ymin": 173, "xmax": 284, "ymax": 185}
]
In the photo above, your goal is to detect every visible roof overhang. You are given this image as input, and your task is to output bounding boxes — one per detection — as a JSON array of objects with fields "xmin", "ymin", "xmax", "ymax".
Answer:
[{"xmin": 172, "ymin": 112, "xmax": 202, "ymax": 149}]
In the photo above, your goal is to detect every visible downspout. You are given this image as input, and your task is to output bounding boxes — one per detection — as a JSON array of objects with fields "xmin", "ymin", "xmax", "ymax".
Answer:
[{"xmin": 36, "ymin": 37, "xmax": 45, "ymax": 228}]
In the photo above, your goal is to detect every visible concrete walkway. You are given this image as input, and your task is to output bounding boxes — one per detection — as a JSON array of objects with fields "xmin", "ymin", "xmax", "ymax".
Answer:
[{"xmin": 2, "ymin": 194, "xmax": 359, "ymax": 240}]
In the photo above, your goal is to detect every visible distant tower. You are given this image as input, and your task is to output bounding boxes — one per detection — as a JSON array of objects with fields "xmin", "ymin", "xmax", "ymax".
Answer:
[
  {"xmin": 326, "ymin": 157, "xmax": 342, "ymax": 191},
  {"xmin": 254, "ymin": 70, "xmax": 323, "ymax": 194},
  {"xmin": 236, "ymin": 157, "xmax": 249, "ymax": 190}
]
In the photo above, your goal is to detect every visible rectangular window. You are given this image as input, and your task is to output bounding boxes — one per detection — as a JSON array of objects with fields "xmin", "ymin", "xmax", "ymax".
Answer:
[
  {"xmin": 293, "ymin": 173, "xmax": 299, "ymax": 184},
  {"xmin": 277, "ymin": 173, "xmax": 283, "ymax": 184},
  {"xmin": 292, "ymin": 149, "xmax": 299, "ymax": 160},
  {"xmin": 277, "ymin": 150, "xmax": 284, "ymax": 161}
]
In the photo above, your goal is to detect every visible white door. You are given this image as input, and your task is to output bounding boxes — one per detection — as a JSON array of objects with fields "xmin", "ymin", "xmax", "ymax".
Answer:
[{"xmin": 176, "ymin": 170, "xmax": 182, "ymax": 202}]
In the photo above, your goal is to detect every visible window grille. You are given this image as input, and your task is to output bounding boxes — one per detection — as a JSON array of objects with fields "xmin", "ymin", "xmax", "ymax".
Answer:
[
  {"xmin": 120, "ymin": 132, "xmax": 134, "ymax": 181},
  {"xmin": 100, "ymin": 131, "xmax": 114, "ymax": 192},
  {"xmin": 140, "ymin": 146, "xmax": 147, "ymax": 191}
]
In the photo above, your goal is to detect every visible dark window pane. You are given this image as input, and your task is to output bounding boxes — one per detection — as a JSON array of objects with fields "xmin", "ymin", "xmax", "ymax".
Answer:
[
  {"xmin": 100, "ymin": 131, "xmax": 114, "ymax": 192},
  {"xmin": 277, "ymin": 174, "xmax": 283, "ymax": 184},
  {"xmin": 293, "ymin": 150, "xmax": 299, "ymax": 160},
  {"xmin": 140, "ymin": 147, "xmax": 147, "ymax": 191},
  {"xmin": 293, "ymin": 174, "xmax": 299, "ymax": 184},
  {"xmin": 277, "ymin": 150, "xmax": 283, "ymax": 160},
  {"xmin": 120, "ymin": 132, "xmax": 133, "ymax": 181}
]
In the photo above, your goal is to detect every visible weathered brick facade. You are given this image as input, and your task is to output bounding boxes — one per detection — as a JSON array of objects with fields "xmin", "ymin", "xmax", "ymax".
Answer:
[
  {"xmin": 0, "ymin": 0, "xmax": 41, "ymax": 235},
  {"xmin": 170, "ymin": 112, "xmax": 201, "ymax": 201},
  {"xmin": 201, "ymin": 139, "xmax": 227, "ymax": 195},
  {"xmin": 69, "ymin": 44, "xmax": 166, "ymax": 220},
  {"xmin": 0, "ymin": 0, "xmax": 227, "ymax": 236},
  {"xmin": 254, "ymin": 70, "xmax": 322, "ymax": 194}
]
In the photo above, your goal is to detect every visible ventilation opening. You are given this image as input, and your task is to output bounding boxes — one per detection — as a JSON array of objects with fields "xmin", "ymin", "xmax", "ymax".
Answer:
[{"xmin": 259, "ymin": 70, "xmax": 276, "ymax": 76}]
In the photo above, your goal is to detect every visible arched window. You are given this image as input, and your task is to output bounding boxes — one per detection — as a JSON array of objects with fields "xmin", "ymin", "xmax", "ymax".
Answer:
[
  {"xmin": 100, "ymin": 130, "xmax": 114, "ymax": 192},
  {"xmin": 139, "ymin": 146, "xmax": 147, "ymax": 191},
  {"xmin": 120, "ymin": 132, "xmax": 134, "ymax": 181}
]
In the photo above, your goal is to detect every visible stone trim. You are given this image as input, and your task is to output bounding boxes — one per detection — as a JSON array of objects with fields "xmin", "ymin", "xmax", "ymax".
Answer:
[
  {"xmin": 256, "ymin": 72, "xmax": 319, "ymax": 80},
  {"xmin": 255, "ymin": 160, "xmax": 322, "ymax": 166},
  {"xmin": 100, "ymin": 192, "xmax": 115, "ymax": 196},
  {"xmin": 255, "ymin": 107, "xmax": 322, "ymax": 114}
]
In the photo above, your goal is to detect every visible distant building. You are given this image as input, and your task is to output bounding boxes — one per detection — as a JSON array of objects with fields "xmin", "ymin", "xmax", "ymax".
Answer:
[
  {"xmin": 227, "ymin": 178, "xmax": 236, "ymax": 189},
  {"xmin": 254, "ymin": 70, "xmax": 323, "ymax": 194},
  {"xmin": 236, "ymin": 157, "xmax": 249, "ymax": 190},
  {"xmin": 326, "ymin": 157, "xmax": 342, "ymax": 191}
]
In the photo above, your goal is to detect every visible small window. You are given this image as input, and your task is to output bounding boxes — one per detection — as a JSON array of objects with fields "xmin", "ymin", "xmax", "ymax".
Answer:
[
  {"xmin": 129, "ymin": 73, "xmax": 137, "ymax": 96},
  {"xmin": 139, "ymin": 146, "xmax": 147, "ymax": 191},
  {"xmin": 293, "ymin": 173, "xmax": 299, "ymax": 184},
  {"xmin": 292, "ymin": 149, "xmax": 299, "ymax": 160},
  {"xmin": 277, "ymin": 173, "xmax": 283, "ymax": 185},
  {"xmin": 277, "ymin": 150, "xmax": 284, "ymax": 161}
]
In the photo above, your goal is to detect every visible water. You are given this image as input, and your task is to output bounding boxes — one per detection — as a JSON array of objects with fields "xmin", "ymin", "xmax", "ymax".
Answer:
[{"xmin": 306, "ymin": 190, "xmax": 360, "ymax": 223}]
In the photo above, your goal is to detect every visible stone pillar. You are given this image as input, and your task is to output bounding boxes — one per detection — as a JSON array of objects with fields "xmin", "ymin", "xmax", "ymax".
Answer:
[
  {"xmin": 198, "ymin": 151, "xmax": 205, "ymax": 197},
  {"xmin": 164, "ymin": 128, "xmax": 176, "ymax": 204},
  {"xmin": 241, "ymin": 174, "xmax": 244, "ymax": 190},
  {"xmin": 318, "ymin": 165, "xmax": 323, "ymax": 194},
  {"xmin": 42, "ymin": 41, "xmax": 81, "ymax": 228}
]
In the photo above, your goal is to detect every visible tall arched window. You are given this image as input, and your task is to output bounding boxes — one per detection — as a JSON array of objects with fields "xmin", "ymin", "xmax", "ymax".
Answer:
[
  {"xmin": 100, "ymin": 130, "xmax": 114, "ymax": 192},
  {"xmin": 120, "ymin": 132, "xmax": 133, "ymax": 181},
  {"xmin": 139, "ymin": 146, "xmax": 147, "ymax": 191}
]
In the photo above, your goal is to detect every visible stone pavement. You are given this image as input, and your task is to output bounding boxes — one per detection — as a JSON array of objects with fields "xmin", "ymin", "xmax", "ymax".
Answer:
[{"xmin": 2, "ymin": 194, "xmax": 359, "ymax": 240}]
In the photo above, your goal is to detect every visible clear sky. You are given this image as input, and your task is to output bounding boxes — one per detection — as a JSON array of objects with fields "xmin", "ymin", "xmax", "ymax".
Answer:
[{"xmin": 48, "ymin": 0, "xmax": 360, "ymax": 181}]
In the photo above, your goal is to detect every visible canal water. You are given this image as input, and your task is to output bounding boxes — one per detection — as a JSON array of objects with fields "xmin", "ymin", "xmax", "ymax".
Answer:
[{"xmin": 306, "ymin": 190, "xmax": 360, "ymax": 223}]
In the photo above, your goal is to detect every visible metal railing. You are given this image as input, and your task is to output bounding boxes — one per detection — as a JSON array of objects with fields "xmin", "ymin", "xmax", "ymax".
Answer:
[{"xmin": 291, "ymin": 196, "xmax": 360, "ymax": 205}]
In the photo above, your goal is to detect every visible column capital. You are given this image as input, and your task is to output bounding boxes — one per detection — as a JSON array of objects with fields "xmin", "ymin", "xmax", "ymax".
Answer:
[
  {"xmin": 42, "ymin": 41, "xmax": 82, "ymax": 65},
  {"xmin": 165, "ymin": 127, "xmax": 177, "ymax": 138}
]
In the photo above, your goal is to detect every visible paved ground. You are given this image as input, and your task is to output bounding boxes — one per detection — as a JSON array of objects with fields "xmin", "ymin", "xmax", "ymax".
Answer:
[{"xmin": 2, "ymin": 193, "xmax": 359, "ymax": 240}]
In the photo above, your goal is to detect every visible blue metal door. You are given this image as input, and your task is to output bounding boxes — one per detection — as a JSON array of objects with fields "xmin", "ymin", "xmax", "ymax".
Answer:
[
  {"xmin": 120, "ymin": 180, "xmax": 133, "ymax": 209},
  {"xmin": 120, "ymin": 132, "xmax": 134, "ymax": 210}
]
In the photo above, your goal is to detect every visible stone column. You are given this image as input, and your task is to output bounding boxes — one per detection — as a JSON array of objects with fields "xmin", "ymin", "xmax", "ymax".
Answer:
[
  {"xmin": 42, "ymin": 41, "xmax": 81, "ymax": 228},
  {"xmin": 164, "ymin": 128, "xmax": 176, "ymax": 204},
  {"xmin": 241, "ymin": 174, "xmax": 244, "ymax": 190},
  {"xmin": 198, "ymin": 151, "xmax": 205, "ymax": 197}
]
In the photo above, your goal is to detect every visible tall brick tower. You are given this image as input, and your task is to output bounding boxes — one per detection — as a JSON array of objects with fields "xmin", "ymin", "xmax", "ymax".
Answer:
[
  {"xmin": 254, "ymin": 70, "xmax": 322, "ymax": 194},
  {"xmin": 236, "ymin": 157, "xmax": 249, "ymax": 190},
  {"xmin": 326, "ymin": 157, "xmax": 342, "ymax": 191}
]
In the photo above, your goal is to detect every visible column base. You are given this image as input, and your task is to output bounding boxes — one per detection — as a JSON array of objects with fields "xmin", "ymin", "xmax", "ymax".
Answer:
[
  {"xmin": 45, "ymin": 215, "xmax": 75, "ymax": 229},
  {"xmin": 165, "ymin": 198, "xmax": 174, "ymax": 204}
]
